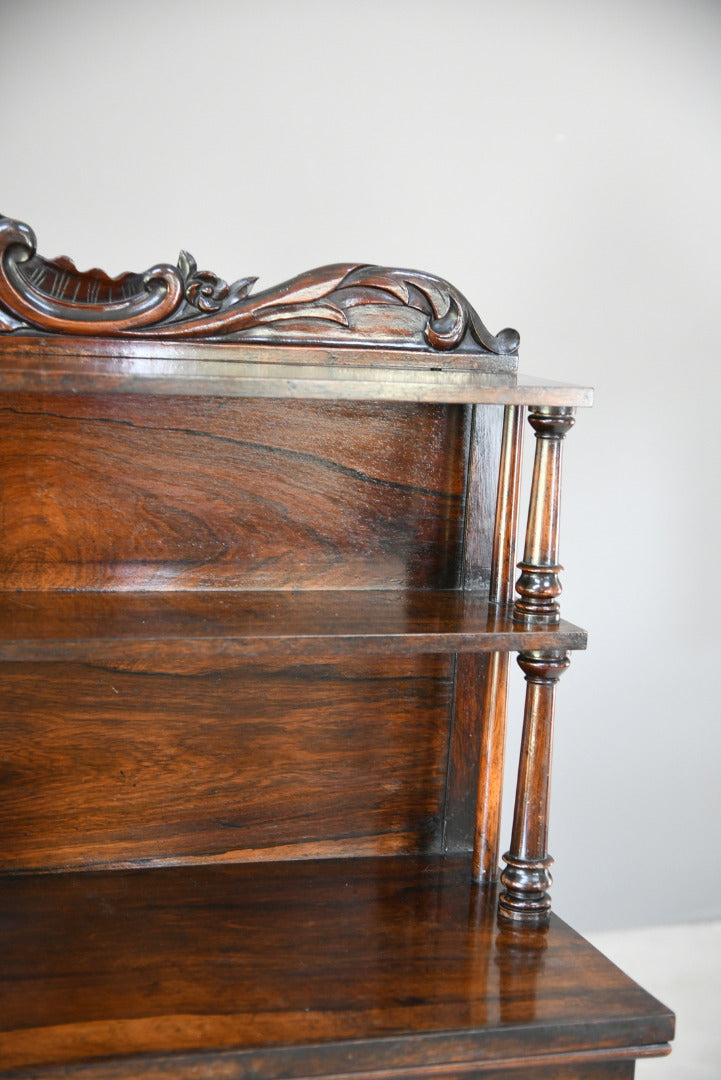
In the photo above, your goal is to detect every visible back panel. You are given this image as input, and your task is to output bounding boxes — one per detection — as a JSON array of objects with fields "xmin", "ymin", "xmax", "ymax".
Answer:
[
  {"xmin": 0, "ymin": 393, "xmax": 484, "ymax": 871},
  {"xmin": 0, "ymin": 394, "xmax": 470, "ymax": 591},
  {"xmin": 0, "ymin": 655, "xmax": 454, "ymax": 871}
]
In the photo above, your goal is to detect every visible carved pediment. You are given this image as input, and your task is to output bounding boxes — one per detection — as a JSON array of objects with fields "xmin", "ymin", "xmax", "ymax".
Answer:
[{"xmin": 0, "ymin": 216, "xmax": 519, "ymax": 366}]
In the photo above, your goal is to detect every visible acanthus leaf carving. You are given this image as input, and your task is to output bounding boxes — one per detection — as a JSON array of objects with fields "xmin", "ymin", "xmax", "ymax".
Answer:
[{"xmin": 0, "ymin": 216, "xmax": 519, "ymax": 364}]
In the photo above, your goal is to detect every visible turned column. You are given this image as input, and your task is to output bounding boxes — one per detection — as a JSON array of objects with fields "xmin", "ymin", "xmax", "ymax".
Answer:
[
  {"xmin": 499, "ymin": 650, "xmax": 569, "ymax": 922},
  {"xmin": 514, "ymin": 406, "xmax": 575, "ymax": 624},
  {"xmin": 500, "ymin": 405, "xmax": 575, "ymax": 921}
]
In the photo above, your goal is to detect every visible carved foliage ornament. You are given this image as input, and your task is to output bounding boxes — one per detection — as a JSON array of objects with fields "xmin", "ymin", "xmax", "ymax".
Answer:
[{"xmin": 0, "ymin": 216, "xmax": 519, "ymax": 360}]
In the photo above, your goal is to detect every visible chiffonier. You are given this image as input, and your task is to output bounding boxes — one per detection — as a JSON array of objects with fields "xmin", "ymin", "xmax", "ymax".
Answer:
[{"xmin": 0, "ymin": 216, "xmax": 673, "ymax": 1080}]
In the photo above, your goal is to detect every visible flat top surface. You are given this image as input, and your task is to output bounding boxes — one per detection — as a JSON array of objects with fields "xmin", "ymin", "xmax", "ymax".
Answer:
[
  {"xmin": 0, "ymin": 856, "xmax": 673, "ymax": 1076},
  {"xmin": 0, "ymin": 591, "xmax": 587, "ymax": 661},
  {"xmin": 0, "ymin": 337, "xmax": 592, "ymax": 404}
]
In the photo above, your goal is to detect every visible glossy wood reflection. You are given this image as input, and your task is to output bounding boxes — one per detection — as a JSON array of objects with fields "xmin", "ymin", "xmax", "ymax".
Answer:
[
  {"xmin": 0, "ymin": 247, "xmax": 669, "ymax": 1080},
  {"xmin": 0, "ymin": 857, "xmax": 673, "ymax": 1078}
]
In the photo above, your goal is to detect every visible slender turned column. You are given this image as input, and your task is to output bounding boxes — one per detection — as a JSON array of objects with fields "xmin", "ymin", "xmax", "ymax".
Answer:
[
  {"xmin": 514, "ymin": 406, "xmax": 575, "ymax": 624},
  {"xmin": 499, "ymin": 650, "xmax": 570, "ymax": 922},
  {"xmin": 501, "ymin": 404, "xmax": 577, "ymax": 920},
  {"xmin": 473, "ymin": 405, "xmax": 523, "ymax": 883}
]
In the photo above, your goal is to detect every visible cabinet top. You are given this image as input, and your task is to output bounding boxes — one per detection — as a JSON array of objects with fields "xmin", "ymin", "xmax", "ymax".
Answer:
[
  {"xmin": 0, "ymin": 337, "xmax": 592, "ymax": 405},
  {"xmin": 0, "ymin": 215, "xmax": 591, "ymax": 404}
]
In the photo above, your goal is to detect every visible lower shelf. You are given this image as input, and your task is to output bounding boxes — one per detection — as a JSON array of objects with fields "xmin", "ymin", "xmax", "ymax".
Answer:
[{"xmin": 0, "ymin": 856, "xmax": 673, "ymax": 1080}]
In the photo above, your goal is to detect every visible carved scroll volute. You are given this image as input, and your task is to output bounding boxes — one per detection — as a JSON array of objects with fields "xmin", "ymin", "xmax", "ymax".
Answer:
[
  {"xmin": 0, "ymin": 218, "xmax": 184, "ymax": 334},
  {"xmin": 0, "ymin": 216, "xmax": 519, "ymax": 365}
]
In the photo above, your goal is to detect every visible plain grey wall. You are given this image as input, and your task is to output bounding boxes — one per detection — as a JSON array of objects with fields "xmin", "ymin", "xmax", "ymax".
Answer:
[{"xmin": 2, "ymin": 0, "xmax": 719, "ymax": 933}]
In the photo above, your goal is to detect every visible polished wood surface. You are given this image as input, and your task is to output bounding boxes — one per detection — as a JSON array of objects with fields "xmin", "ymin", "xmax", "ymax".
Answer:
[
  {"xmin": 473, "ymin": 405, "xmax": 524, "ymax": 882},
  {"xmin": 0, "ymin": 231, "xmax": 670, "ymax": 1076},
  {"xmin": 500, "ymin": 652, "xmax": 570, "ymax": 922},
  {"xmin": 0, "ymin": 216, "xmax": 519, "ymax": 360},
  {"xmin": 0, "ymin": 856, "xmax": 673, "ymax": 1078},
  {"xmin": 514, "ymin": 408, "xmax": 575, "ymax": 625},
  {"xmin": 500, "ymin": 406, "xmax": 576, "ymax": 920},
  {"xmin": 0, "ymin": 393, "xmax": 469, "ymax": 591},
  {"xmin": 0, "ymin": 338, "xmax": 593, "ymax": 404},
  {"xmin": 0, "ymin": 655, "xmax": 452, "ymax": 871},
  {"xmin": 0, "ymin": 592, "xmax": 587, "ymax": 662}
]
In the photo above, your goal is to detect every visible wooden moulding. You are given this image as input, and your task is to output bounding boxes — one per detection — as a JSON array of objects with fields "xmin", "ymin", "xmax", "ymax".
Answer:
[{"xmin": 0, "ymin": 342, "xmax": 593, "ymax": 404}]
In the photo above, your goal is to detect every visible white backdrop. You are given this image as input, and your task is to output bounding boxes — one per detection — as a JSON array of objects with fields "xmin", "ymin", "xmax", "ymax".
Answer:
[{"xmin": 2, "ymin": 0, "xmax": 719, "ymax": 932}]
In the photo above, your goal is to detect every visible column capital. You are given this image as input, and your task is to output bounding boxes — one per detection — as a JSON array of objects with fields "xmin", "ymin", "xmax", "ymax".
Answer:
[
  {"xmin": 517, "ymin": 650, "xmax": 570, "ymax": 683},
  {"xmin": 527, "ymin": 405, "xmax": 576, "ymax": 439}
]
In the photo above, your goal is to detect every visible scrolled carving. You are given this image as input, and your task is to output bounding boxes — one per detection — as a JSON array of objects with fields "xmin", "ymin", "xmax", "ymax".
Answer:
[
  {"xmin": 0, "ymin": 217, "xmax": 185, "ymax": 335},
  {"xmin": 178, "ymin": 251, "xmax": 230, "ymax": 313},
  {"xmin": 0, "ymin": 216, "xmax": 519, "ymax": 364}
]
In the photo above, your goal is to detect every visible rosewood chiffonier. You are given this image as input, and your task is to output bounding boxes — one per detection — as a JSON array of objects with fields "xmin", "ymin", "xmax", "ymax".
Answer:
[{"xmin": 0, "ymin": 216, "xmax": 673, "ymax": 1080}]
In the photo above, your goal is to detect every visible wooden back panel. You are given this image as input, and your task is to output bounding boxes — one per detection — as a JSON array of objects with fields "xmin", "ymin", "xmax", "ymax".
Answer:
[
  {"xmin": 0, "ymin": 393, "xmax": 499, "ymax": 872},
  {"xmin": 0, "ymin": 655, "xmax": 454, "ymax": 871},
  {"xmin": 1, "ymin": 394, "xmax": 469, "ymax": 592}
]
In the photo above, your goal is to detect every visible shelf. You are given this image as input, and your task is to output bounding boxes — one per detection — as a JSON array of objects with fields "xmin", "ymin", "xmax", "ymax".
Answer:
[
  {"xmin": 0, "ymin": 856, "xmax": 673, "ymax": 1077},
  {"xmin": 0, "ymin": 337, "xmax": 593, "ymax": 405},
  {"xmin": 0, "ymin": 590, "xmax": 587, "ymax": 664}
]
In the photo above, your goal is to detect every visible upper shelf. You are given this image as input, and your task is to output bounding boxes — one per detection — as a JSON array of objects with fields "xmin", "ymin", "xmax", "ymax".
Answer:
[
  {"xmin": 0, "ymin": 590, "xmax": 587, "ymax": 664},
  {"xmin": 0, "ymin": 338, "xmax": 592, "ymax": 405},
  {"xmin": 0, "ymin": 215, "xmax": 592, "ymax": 405}
]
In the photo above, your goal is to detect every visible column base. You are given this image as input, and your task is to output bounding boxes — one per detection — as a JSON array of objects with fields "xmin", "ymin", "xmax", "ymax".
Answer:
[{"xmin": 499, "ymin": 852, "xmax": 554, "ymax": 923}]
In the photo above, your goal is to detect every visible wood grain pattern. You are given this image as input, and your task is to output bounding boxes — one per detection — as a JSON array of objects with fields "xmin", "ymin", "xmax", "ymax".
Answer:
[
  {"xmin": 0, "ymin": 394, "xmax": 470, "ymax": 592},
  {"xmin": 459, "ymin": 405, "xmax": 504, "ymax": 593},
  {"xmin": 444, "ymin": 405, "xmax": 502, "ymax": 853},
  {"xmin": 472, "ymin": 405, "xmax": 524, "ymax": 881},
  {"xmin": 444, "ymin": 653, "xmax": 489, "ymax": 853},
  {"xmin": 0, "ymin": 232, "xmax": 672, "ymax": 1080},
  {"xmin": 0, "ymin": 656, "xmax": 452, "ymax": 872},
  {"xmin": 0, "ymin": 857, "xmax": 674, "ymax": 1077},
  {"xmin": 472, "ymin": 649, "xmax": 511, "ymax": 880}
]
